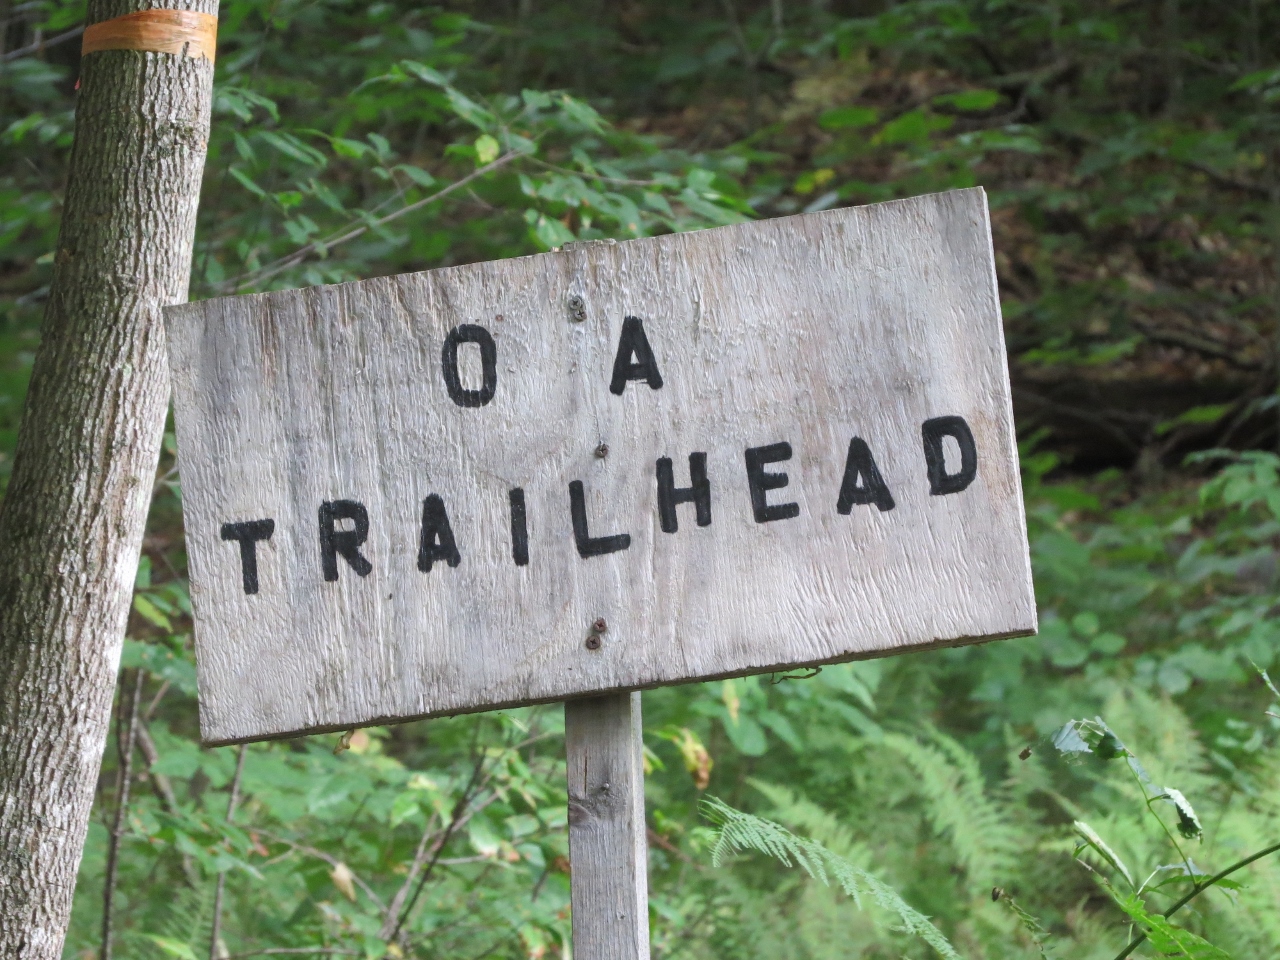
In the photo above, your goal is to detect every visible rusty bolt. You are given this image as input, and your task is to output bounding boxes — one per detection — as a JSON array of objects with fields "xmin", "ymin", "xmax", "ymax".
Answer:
[
  {"xmin": 592, "ymin": 618, "xmax": 608, "ymax": 633},
  {"xmin": 594, "ymin": 443, "xmax": 609, "ymax": 458},
  {"xmin": 585, "ymin": 635, "xmax": 602, "ymax": 650},
  {"xmin": 567, "ymin": 295, "xmax": 586, "ymax": 322}
]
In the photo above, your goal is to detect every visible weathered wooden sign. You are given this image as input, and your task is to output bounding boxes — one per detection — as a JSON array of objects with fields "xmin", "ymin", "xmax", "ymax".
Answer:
[{"xmin": 166, "ymin": 186, "xmax": 1035, "ymax": 747}]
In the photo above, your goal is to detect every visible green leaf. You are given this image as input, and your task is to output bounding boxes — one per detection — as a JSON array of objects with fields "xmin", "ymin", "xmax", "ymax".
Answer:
[
  {"xmin": 307, "ymin": 178, "xmax": 345, "ymax": 212},
  {"xmin": 1073, "ymin": 819, "xmax": 1134, "ymax": 888},
  {"xmin": 228, "ymin": 167, "xmax": 266, "ymax": 198},
  {"xmin": 445, "ymin": 88, "xmax": 494, "ymax": 129},
  {"xmin": 934, "ymin": 89, "xmax": 1000, "ymax": 111},
  {"xmin": 401, "ymin": 59, "xmax": 449, "ymax": 86},
  {"xmin": 474, "ymin": 134, "xmax": 500, "ymax": 165},
  {"xmin": 722, "ymin": 714, "xmax": 767, "ymax": 756},
  {"xmin": 1091, "ymin": 632, "xmax": 1126, "ymax": 655},
  {"xmin": 394, "ymin": 164, "xmax": 436, "ymax": 188},
  {"xmin": 873, "ymin": 109, "xmax": 953, "ymax": 146},
  {"xmin": 529, "ymin": 212, "xmax": 575, "ymax": 250},
  {"xmin": 1160, "ymin": 788, "xmax": 1204, "ymax": 840},
  {"xmin": 557, "ymin": 94, "xmax": 604, "ymax": 132},
  {"xmin": 259, "ymin": 131, "xmax": 326, "ymax": 167},
  {"xmin": 819, "ymin": 106, "xmax": 879, "ymax": 131},
  {"xmin": 135, "ymin": 555, "xmax": 152, "ymax": 590},
  {"xmin": 331, "ymin": 137, "xmax": 369, "ymax": 159},
  {"xmin": 469, "ymin": 818, "xmax": 501, "ymax": 858},
  {"xmin": 1071, "ymin": 611, "xmax": 1099, "ymax": 637},
  {"xmin": 1156, "ymin": 404, "xmax": 1232, "ymax": 437},
  {"xmin": 367, "ymin": 133, "xmax": 392, "ymax": 161},
  {"xmin": 145, "ymin": 936, "xmax": 199, "ymax": 960},
  {"xmin": 1051, "ymin": 721, "xmax": 1092, "ymax": 756},
  {"xmin": 121, "ymin": 638, "xmax": 199, "ymax": 696},
  {"xmin": 389, "ymin": 791, "xmax": 420, "ymax": 827},
  {"xmin": 521, "ymin": 88, "xmax": 553, "ymax": 110},
  {"xmin": 1115, "ymin": 894, "xmax": 1232, "ymax": 959},
  {"xmin": 133, "ymin": 594, "xmax": 173, "ymax": 631}
]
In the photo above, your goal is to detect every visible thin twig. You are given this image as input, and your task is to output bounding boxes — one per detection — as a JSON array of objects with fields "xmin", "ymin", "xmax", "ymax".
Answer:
[
  {"xmin": 1111, "ymin": 840, "xmax": 1280, "ymax": 960},
  {"xmin": 387, "ymin": 751, "xmax": 490, "ymax": 942},
  {"xmin": 387, "ymin": 720, "xmax": 515, "ymax": 944},
  {"xmin": 219, "ymin": 151, "xmax": 521, "ymax": 293},
  {"xmin": 1124, "ymin": 761, "xmax": 1197, "ymax": 891},
  {"xmin": 144, "ymin": 678, "xmax": 171, "ymax": 721},
  {"xmin": 254, "ymin": 831, "xmax": 386, "ymax": 909},
  {"xmin": 135, "ymin": 725, "xmax": 178, "ymax": 813},
  {"xmin": 526, "ymin": 156, "xmax": 660, "ymax": 187},
  {"xmin": 135, "ymin": 722, "xmax": 202, "ymax": 886},
  {"xmin": 101, "ymin": 669, "xmax": 145, "ymax": 960},
  {"xmin": 209, "ymin": 745, "xmax": 249, "ymax": 960},
  {"xmin": 376, "ymin": 811, "xmax": 443, "ymax": 939},
  {"xmin": 647, "ymin": 826, "xmax": 701, "ymax": 867},
  {"xmin": 0, "ymin": 24, "xmax": 82, "ymax": 62}
]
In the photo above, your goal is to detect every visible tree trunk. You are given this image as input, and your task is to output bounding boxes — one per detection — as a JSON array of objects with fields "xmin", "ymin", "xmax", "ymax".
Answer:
[{"xmin": 0, "ymin": 3, "xmax": 216, "ymax": 956}]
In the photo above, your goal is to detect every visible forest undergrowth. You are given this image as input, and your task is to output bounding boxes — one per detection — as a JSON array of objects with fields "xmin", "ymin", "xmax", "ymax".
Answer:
[{"xmin": 3, "ymin": 1, "xmax": 1280, "ymax": 957}]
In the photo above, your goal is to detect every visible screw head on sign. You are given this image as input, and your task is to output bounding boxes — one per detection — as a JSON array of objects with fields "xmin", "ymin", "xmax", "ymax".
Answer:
[
  {"xmin": 585, "ymin": 635, "xmax": 602, "ymax": 650},
  {"xmin": 592, "ymin": 618, "xmax": 608, "ymax": 633},
  {"xmin": 594, "ymin": 443, "xmax": 609, "ymax": 458},
  {"xmin": 567, "ymin": 295, "xmax": 587, "ymax": 323}
]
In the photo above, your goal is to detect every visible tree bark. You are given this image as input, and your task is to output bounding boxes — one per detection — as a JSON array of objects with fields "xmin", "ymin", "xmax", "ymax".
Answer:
[{"xmin": 0, "ymin": 2, "xmax": 216, "ymax": 956}]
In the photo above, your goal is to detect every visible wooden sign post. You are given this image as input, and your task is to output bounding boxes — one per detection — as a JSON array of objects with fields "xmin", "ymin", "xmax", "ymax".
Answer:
[
  {"xmin": 164, "ymin": 187, "xmax": 1035, "ymax": 959},
  {"xmin": 566, "ymin": 693, "xmax": 649, "ymax": 959}
]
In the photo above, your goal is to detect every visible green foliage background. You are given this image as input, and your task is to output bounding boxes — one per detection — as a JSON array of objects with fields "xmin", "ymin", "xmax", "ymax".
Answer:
[{"xmin": 3, "ymin": 1, "xmax": 1280, "ymax": 957}]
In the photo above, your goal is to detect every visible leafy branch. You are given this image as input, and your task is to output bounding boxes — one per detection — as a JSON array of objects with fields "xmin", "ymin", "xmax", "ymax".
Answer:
[
  {"xmin": 1054, "ymin": 718, "xmax": 1280, "ymax": 959},
  {"xmin": 217, "ymin": 151, "xmax": 522, "ymax": 294},
  {"xmin": 1111, "ymin": 841, "xmax": 1280, "ymax": 960}
]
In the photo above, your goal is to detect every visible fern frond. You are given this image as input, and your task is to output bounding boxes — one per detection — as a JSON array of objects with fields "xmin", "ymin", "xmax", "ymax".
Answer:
[
  {"xmin": 702, "ymin": 796, "xmax": 962, "ymax": 960},
  {"xmin": 881, "ymin": 729, "xmax": 1021, "ymax": 889},
  {"xmin": 146, "ymin": 882, "xmax": 213, "ymax": 960},
  {"xmin": 749, "ymin": 780, "xmax": 858, "ymax": 855}
]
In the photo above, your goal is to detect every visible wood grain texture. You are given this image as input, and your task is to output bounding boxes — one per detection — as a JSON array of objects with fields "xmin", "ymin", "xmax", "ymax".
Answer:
[
  {"xmin": 165, "ymin": 186, "xmax": 1036, "ymax": 745},
  {"xmin": 0, "ymin": 3, "xmax": 216, "ymax": 955},
  {"xmin": 565, "ymin": 692, "xmax": 649, "ymax": 960}
]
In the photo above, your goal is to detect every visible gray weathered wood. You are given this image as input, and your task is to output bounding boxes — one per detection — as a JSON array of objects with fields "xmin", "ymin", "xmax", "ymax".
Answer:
[
  {"xmin": 566, "ymin": 692, "xmax": 649, "ymax": 960},
  {"xmin": 166, "ymin": 186, "xmax": 1036, "ymax": 745}
]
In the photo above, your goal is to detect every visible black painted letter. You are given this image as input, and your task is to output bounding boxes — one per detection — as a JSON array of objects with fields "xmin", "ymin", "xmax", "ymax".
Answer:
[
  {"xmin": 609, "ymin": 316, "xmax": 663, "ymax": 395},
  {"xmin": 922, "ymin": 415, "xmax": 978, "ymax": 495},
  {"xmin": 836, "ymin": 438, "xmax": 895, "ymax": 513},
  {"xmin": 221, "ymin": 519, "xmax": 275, "ymax": 595},
  {"xmin": 319, "ymin": 500, "xmax": 373, "ymax": 581},
  {"xmin": 656, "ymin": 453, "xmax": 711, "ymax": 533},
  {"xmin": 509, "ymin": 488, "xmax": 529, "ymax": 566},
  {"xmin": 441, "ymin": 323, "xmax": 497, "ymax": 407},
  {"xmin": 569, "ymin": 480, "xmax": 631, "ymax": 558},
  {"xmin": 744, "ymin": 442, "xmax": 800, "ymax": 523},
  {"xmin": 418, "ymin": 494, "xmax": 462, "ymax": 572}
]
